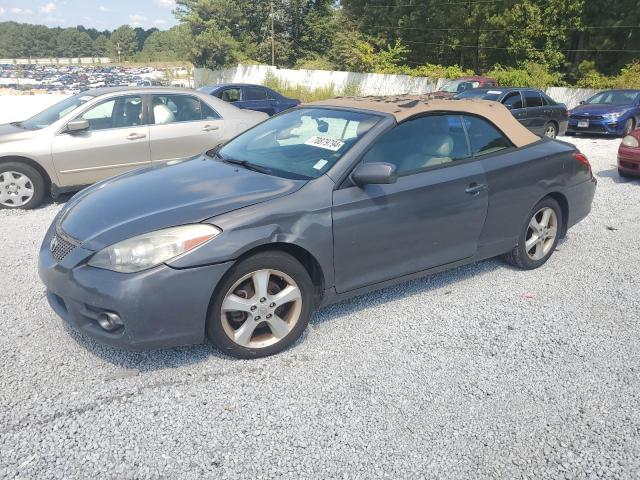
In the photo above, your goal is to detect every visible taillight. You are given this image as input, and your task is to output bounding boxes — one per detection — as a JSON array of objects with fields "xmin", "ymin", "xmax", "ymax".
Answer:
[{"xmin": 573, "ymin": 152, "xmax": 591, "ymax": 171}]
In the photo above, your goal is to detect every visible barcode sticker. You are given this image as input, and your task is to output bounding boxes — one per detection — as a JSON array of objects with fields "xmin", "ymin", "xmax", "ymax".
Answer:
[
  {"xmin": 304, "ymin": 136, "xmax": 345, "ymax": 151},
  {"xmin": 313, "ymin": 159, "xmax": 328, "ymax": 170}
]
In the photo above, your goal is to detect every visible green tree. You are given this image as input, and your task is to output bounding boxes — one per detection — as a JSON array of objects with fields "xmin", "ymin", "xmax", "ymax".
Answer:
[
  {"xmin": 109, "ymin": 25, "xmax": 139, "ymax": 60},
  {"xmin": 93, "ymin": 34, "xmax": 110, "ymax": 56},
  {"xmin": 140, "ymin": 24, "xmax": 192, "ymax": 61},
  {"xmin": 56, "ymin": 28, "xmax": 94, "ymax": 57}
]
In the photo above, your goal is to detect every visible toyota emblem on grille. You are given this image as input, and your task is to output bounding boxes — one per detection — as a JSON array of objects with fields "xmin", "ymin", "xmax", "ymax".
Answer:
[{"xmin": 50, "ymin": 235, "xmax": 58, "ymax": 252}]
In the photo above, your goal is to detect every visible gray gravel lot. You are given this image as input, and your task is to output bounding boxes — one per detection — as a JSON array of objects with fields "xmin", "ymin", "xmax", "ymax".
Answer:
[{"xmin": 1, "ymin": 136, "xmax": 639, "ymax": 479}]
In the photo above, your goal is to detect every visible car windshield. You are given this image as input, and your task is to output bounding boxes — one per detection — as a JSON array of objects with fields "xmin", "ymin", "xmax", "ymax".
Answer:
[
  {"xmin": 585, "ymin": 91, "xmax": 639, "ymax": 106},
  {"xmin": 19, "ymin": 93, "xmax": 95, "ymax": 130},
  {"xmin": 216, "ymin": 108, "xmax": 381, "ymax": 180},
  {"xmin": 454, "ymin": 90, "xmax": 502, "ymax": 101},
  {"xmin": 440, "ymin": 79, "xmax": 480, "ymax": 93}
]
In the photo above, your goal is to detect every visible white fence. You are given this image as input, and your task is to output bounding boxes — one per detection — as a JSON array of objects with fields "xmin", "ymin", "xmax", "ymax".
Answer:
[
  {"xmin": 0, "ymin": 57, "xmax": 112, "ymax": 65},
  {"xmin": 195, "ymin": 64, "xmax": 603, "ymax": 109}
]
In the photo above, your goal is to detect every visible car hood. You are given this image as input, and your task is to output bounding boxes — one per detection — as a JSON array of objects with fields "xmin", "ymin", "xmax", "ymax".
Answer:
[
  {"xmin": 0, "ymin": 123, "xmax": 40, "ymax": 143},
  {"xmin": 58, "ymin": 155, "xmax": 307, "ymax": 251},
  {"xmin": 570, "ymin": 104, "xmax": 632, "ymax": 115}
]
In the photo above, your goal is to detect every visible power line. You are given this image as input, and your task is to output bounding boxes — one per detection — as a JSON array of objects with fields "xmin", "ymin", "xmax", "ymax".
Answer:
[
  {"xmin": 364, "ymin": 0, "xmax": 508, "ymax": 6},
  {"xmin": 399, "ymin": 39, "xmax": 640, "ymax": 53},
  {"xmin": 360, "ymin": 23, "xmax": 640, "ymax": 33}
]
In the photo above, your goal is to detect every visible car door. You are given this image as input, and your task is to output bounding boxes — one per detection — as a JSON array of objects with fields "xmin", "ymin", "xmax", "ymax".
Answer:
[
  {"xmin": 332, "ymin": 114, "xmax": 489, "ymax": 293},
  {"xmin": 523, "ymin": 90, "xmax": 546, "ymax": 135},
  {"xmin": 148, "ymin": 94, "xmax": 225, "ymax": 162},
  {"xmin": 242, "ymin": 86, "xmax": 275, "ymax": 115},
  {"xmin": 51, "ymin": 94, "xmax": 150, "ymax": 187},
  {"xmin": 501, "ymin": 91, "xmax": 527, "ymax": 127}
]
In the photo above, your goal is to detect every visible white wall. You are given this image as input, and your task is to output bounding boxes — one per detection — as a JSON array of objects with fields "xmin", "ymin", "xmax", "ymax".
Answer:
[
  {"xmin": 195, "ymin": 64, "xmax": 441, "ymax": 96},
  {"xmin": 195, "ymin": 64, "xmax": 600, "ymax": 109},
  {"xmin": 0, "ymin": 57, "xmax": 111, "ymax": 65}
]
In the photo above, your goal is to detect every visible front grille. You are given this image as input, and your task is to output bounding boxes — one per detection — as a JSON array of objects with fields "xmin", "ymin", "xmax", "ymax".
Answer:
[
  {"xmin": 50, "ymin": 230, "xmax": 79, "ymax": 262},
  {"xmin": 570, "ymin": 114, "xmax": 604, "ymax": 121}
]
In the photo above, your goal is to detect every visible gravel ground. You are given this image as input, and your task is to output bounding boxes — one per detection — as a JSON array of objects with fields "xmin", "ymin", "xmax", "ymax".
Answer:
[{"xmin": 1, "ymin": 135, "xmax": 639, "ymax": 479}]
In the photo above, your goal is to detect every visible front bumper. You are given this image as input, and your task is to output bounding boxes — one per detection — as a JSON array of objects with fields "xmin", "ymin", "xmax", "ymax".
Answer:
[
  {"xmin": 618, "ymin": 146, "xmax": 640, "ymax": 176},
  {"xmin": 38, "ymin": 226, "xmax": 233, "ymax": 351},
  {"xmin": 567, "ymin": 117, "xmax": 626, "ymax": 136}
]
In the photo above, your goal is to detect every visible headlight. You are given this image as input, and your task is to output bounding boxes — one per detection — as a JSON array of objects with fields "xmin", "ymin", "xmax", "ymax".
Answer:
[
  {"xmin": 622, "ymin": 135, "xmax": 640, "ymax": 148},
  {"xmin": 88, "ymin": 224, "xmax": 221, "ymax": 273},
  {"xmin": 604, "ymin": 111, "xmax": 625, "ymax": 120}
]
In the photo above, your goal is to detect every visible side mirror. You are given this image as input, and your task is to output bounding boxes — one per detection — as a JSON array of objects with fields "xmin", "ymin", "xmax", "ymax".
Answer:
[
  {"xmin": 352, "ymin": 162, "xmax": 397, "ymax": 187},
  {"xmin": 66, "ymin": 119, "xmax": 89, "ymax": 133}
]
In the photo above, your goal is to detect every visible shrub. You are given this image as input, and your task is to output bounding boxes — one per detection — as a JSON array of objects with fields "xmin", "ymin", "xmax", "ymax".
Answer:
[{"xmin": 485, "ymin": 62, "xmax": 564, "ymax": 88}]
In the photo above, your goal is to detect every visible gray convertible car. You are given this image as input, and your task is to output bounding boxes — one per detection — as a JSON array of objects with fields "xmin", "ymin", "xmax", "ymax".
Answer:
[{"xmin": 39, "ymin": 97, "xmax": 596, "ymax": 358}]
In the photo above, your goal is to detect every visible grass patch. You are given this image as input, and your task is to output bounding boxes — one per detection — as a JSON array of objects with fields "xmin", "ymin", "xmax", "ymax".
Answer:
[{"xmin": 263, "ymin": 71, "xmax": 362, "ymax": 102}]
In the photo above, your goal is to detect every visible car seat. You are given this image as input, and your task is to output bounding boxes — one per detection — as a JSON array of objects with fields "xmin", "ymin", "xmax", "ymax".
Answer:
[
  {"xmin": 154, "ymin": 103, "xmax": 175, "ymax": 124},
  {"xmin": 401, "ymin": 133, "xmax": 454, "ymax": 170}
]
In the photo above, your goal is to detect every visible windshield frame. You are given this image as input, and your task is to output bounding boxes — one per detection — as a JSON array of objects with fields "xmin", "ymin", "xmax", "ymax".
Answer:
[
  {"xmin": 585, "ymin": 90, "xmax": 640, "ymax": 106},
  {"xmin": 215, "ymin": 106, "xmax": 386, "ymax": 181}
]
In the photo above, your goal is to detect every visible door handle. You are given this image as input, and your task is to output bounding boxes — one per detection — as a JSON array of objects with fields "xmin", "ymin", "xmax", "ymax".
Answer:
[
  {"xmin": 202, "ymin": 125, "xmax": 220, "ymax": 132},
  {"xmin": 465, "ymin": 183, "xmax": 488, "ymax": 195},
  {"xmin": 126, "ymin": 133, "xmax": 146, "ymax": 140}
]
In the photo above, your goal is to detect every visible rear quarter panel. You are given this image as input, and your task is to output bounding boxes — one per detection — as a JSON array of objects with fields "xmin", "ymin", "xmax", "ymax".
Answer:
[{"xmin": 477, "ymin": 139, "xmax": 577, "ymax": 257}]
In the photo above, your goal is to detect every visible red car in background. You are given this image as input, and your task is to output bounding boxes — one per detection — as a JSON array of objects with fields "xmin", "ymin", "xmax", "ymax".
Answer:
[
  {"xmin": 431, "ymin": 76, "xmax": 499, "ymax": 99},
  {"xmin": 618, "ymin": 129, "xmax": 640, "ymax": 177}
]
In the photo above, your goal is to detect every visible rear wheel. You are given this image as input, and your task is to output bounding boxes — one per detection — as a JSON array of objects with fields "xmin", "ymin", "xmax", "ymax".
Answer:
[
  {"xmin": 543, "ymin": 122, "xmax": 558, "ymax": 139},
  {"xmin": 0, "ymin": 162, "xmax": 45, "ymax": 210},
  {"xmin": 503, "ymin": 198, "xmax": 563, "ymax": 270},
  {"xmin": 207, "ymin": 251, "xmax": 314, "ymax": 358}
]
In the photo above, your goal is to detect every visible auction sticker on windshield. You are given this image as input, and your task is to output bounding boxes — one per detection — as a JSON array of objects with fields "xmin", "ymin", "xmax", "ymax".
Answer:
[{"xmin": 304, "ymin": 136, "xmax": 345, "ymax": 151}]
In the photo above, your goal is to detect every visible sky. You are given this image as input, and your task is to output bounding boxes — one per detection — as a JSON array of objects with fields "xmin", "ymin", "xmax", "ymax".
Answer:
[{"xmin": 0, "ymin": 0, "xmax": 179, "ymax": 31}]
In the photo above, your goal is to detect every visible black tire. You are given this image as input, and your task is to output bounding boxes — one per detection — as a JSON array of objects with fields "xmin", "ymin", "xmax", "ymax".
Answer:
[
  {"xmin": 543, "ymin": 122, "xmax": 558, "ymax": 139},
  {"xmin": 0, "ymin": 162, "xmax": 46, "ymax": 210},
  {"xmin": 207, "ymin": 251, "xmax": 314, "ymax": 359},
  {"xmin": 623, "ymin": 118, "xmax": 635, "ymax": 136},
  {"xmin": 503, "ymin": 197, "xmax": 563, "ymax": 270}
]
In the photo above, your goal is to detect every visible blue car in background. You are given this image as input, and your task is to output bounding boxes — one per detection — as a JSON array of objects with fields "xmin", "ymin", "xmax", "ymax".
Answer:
[
  {"xmin": 568, "ymin": 89, "xmax": 640, "ymax": 136},
  {"xmin": 197, "ymin": 83, "xmax": 300, "ymax": 116}
]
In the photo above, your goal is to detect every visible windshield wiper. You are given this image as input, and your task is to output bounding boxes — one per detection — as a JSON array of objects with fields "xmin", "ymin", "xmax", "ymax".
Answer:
[{"xmin": 216, "ymin": 153, "xmax": 272, "ymax": 175}]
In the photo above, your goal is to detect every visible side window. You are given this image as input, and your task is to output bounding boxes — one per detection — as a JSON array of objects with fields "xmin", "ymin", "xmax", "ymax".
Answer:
[
  {"xmin": 246, "ymin": 86, "xmax": 268, "ymax": 101},
  {"xmin": 201, "ymin": 101, "xmax": 221, "ymax": 120},
  {"xmin": 219, "ymin": 88, "xmax": 240, "ymax": 103},
  {"xmin": 152, "ymin": 95, "xmax": 215, "ymax": 124},
  {"xmin": 524, "ymin": 90, "xmax": 543, "ymax": 108},
  {"xmin": 502, "ymin": 91, "xmax": 523, "ymax": 109},
  {"xmin": 78, "ymin": 96, "xmax": 143, "ymax": 130},
  {"xmin": 362, "ymin": 115, "xmax": 471, "ymax": 175},
  {"xmin": 462, "ymin": 115, "xmax": 513, "ymax": 156}
]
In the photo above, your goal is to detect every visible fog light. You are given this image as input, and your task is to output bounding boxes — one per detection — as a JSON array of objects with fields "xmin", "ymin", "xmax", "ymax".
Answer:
[{"xmin": 96, "ymin": 311, "xmax": 124, "ymax": 331}]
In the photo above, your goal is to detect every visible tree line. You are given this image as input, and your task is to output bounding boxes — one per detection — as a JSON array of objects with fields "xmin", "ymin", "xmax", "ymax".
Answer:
[
  {"xmin": 2, "ymin": 1, "xmax": 640, "ymax": 87},
  {"xmin": 0, "ymin": 21, "xmax": 190, "ymax": 62}
]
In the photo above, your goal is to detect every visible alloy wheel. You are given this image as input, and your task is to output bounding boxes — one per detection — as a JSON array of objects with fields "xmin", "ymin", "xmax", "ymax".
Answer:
[
  {"xmin": 0, "ymin": 171, "xmax": 35, "ymax": 207},
  {"xmin": 220, "ymin": 269, "xmax": 303, "ymax": 349},
  {"xmin": 544, "ymin": 123, "xmax": 557, "ymax": 139},
  {"xmin": 525, "ymin": 207, "xmax": 558, "ymax": 261}
]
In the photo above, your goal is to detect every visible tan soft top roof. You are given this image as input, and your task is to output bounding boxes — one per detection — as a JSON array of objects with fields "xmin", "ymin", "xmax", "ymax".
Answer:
[{"xmin": 307, "ymin": 96, "xmax": 540, "ymax": 148}]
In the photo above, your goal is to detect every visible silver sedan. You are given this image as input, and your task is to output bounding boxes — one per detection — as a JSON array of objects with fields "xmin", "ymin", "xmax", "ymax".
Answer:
[{"xmin": 0, "ymin": 87, "xmax": 268, "ymax": 209}]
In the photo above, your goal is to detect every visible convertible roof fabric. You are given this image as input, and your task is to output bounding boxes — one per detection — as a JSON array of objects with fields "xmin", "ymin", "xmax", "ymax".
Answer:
[{"xmin": 307, "ymin": 96, "xmax": 540, "ymax": 148}]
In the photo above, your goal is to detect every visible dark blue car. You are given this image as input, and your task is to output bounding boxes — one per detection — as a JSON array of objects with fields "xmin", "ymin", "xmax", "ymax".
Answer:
[
  {"xmin": 197, "ymin": 83, "xmax": 300, "ymax": 116},
  {"xmin": 568, "ymin": 89, "xmax": 640, "ymax": 136}
]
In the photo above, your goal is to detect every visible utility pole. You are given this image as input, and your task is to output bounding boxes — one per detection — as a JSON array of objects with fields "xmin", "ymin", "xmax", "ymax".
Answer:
[{"xmin": 270, "ymin": 0, "xmax": 275, "ymax": 66}]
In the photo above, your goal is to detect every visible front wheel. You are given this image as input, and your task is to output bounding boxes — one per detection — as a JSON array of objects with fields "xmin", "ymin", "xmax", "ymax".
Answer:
[
  {"xmin": 503, "ymin": 198, "xmax": 563, "ymax": 270},
  {"xmin": 623, "ymin": 118, "xmax": 635, "ymax": 136},
  {"xmin": 207, "ymin": 251, "xmax": 314, "ymax": 358},
  {"xmin": 0, "ymin": 162, "xmax": 46, "ymax": 210}
]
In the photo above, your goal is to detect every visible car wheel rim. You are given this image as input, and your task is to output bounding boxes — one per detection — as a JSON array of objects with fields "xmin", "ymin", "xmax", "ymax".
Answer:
[
  {"xmin": 525, "ymin": 207, "xmax": 558, "ymax": 261},
  {"xmin": 545, "ymin": 124, "xmax": 556, "ymax": 138},
  {"xmin": 0, "ymin": 171, "xmax": 34, "ymax": 207},
  {"xmin": 220, "ymin": 269, "xmax": 303, "ymax": 349}
]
